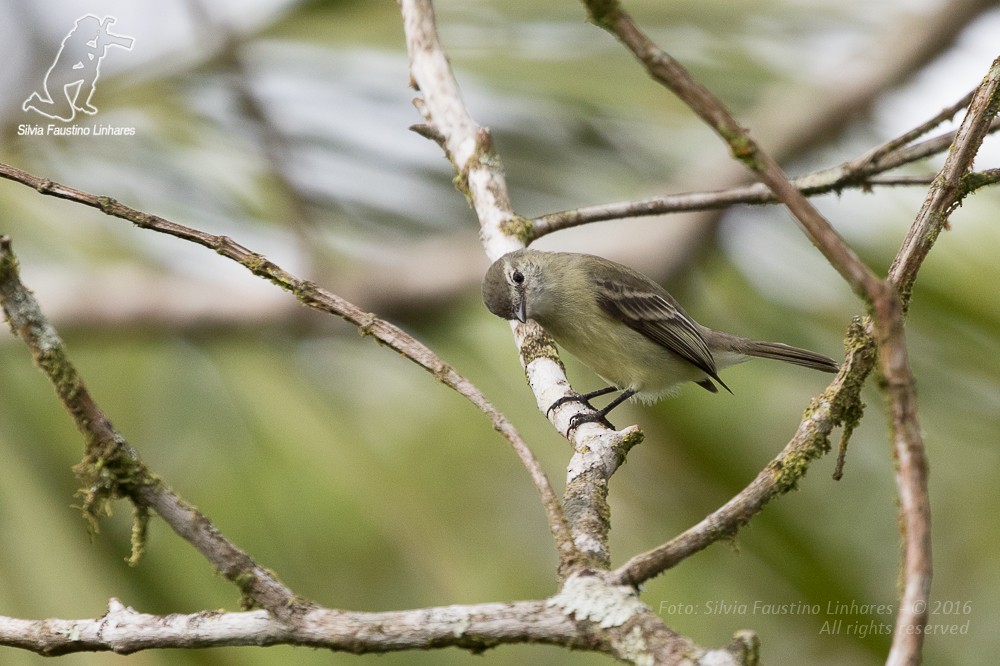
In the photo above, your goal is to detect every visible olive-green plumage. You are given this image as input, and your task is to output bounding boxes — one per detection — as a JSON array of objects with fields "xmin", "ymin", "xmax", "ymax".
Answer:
[{"xmin": 482, "ymin": 249, "xmax": 837, "ymax": 425}]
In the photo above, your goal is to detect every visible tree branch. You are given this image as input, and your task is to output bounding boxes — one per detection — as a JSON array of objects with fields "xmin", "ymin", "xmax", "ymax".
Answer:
[
  {"xmin": 2, "ymin": 1, "xmax": 988, "ymax": 661},
  {"xmin": 583, "ymin": 0, "xmax": 884, "ymax": 302},
  {"xmin": 612, "ymin": 316, "xmax": 875, "ymax": 584},
  {"xmin": 0, "ymin": 592, "xmax": 756, "ymax": 664},
  {"xmin": 0, "ymin": 598, "xmax": 583, "ymax": 657},
  {"xmin": 576, "ymin": 0, "xmax": 878, "ymax": 591},
  {"xmin": 581, "ymin": 5, "xmax": 996, "ymax": 666},
  {"xmin": 881, "ymin": 55, "xmax": 1000, "ymax": 666},
  {"xmin": 531, "ymin": 112, "xmax": 1000, "ymax": 236},
  {"xmin": 0, "ymin": 236, "xmax": 304, "ymax": 618},
  {"xmin": 890, "ymin": 57, "xmax": 1000, "ymax": 303},
  {"xmin": 401, "ymin": 0, "xmax": 647, "ymax": 573},
  {"xmin": 0, "ymin": 172, "xmax": 573, "ymax": 588},
  {"xmin": 398, "ymin": 2, "xmax": 759, "ymax": 662}
]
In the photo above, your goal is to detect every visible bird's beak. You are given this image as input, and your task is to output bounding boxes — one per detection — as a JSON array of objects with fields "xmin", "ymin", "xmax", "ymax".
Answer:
[{"xmin": 515, "ymin": 298, "xmax": 527, "ymax": 323}]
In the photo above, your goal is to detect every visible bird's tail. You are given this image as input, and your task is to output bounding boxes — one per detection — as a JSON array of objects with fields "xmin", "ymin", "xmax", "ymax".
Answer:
[{"xmin": 744, "ymin": 340, "xmax": 839, "ymax": 373}]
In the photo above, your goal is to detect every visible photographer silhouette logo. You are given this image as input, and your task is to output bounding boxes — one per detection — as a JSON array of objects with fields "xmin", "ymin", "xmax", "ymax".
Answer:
[{"xmin": 23, "ymin": 14, "xmax": 134, "ymax": 123}]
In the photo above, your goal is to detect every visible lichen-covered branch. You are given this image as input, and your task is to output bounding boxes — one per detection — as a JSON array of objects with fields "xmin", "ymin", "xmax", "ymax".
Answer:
[
  {"xmin": 401, "ymin": 0, "xmax": 642, "ymax": 572},
  {"xmin": 0, "ymin": 590, "xmax": 753, "ymax": 664},
  {"xmin": 575, "ymin": 0, "xmax": 881, "ymax": 592},
  {"xmin": 612, "ymin": 318, "xmax": 875, "ymax": 585},
  {"xmin": 399, "ymin": 0, "xmax": 757, "ymax": 662},
  {"xmin": 0, "ymin": 236, "xmax": 304, "ymax": 618},
  {"xmin": 0, "ymin": 233, "xmax": 748, "ymax": 662},
  {"xmin": 0, "ymin": 598, "xmax": 584, "ymax": 657}
]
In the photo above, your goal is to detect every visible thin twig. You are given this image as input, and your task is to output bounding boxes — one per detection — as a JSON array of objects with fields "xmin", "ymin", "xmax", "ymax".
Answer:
[
  {"xmin": 531, "ymin": 116, "xmax": 1000, "ymax": 236},
  {"xmin": 579, "ymin": 1, "xmax": 884, "ymax": 589},
  {"xmin": 584, "ymin": 8, "xmax": 994, "ymax": 666},
  {"xmin": 0, "ymin": 238, "xmax": 740, "ymax": 666},
  {"xmin": 842, "ymin": 89, "xmax": 975, "ymax": 173}
]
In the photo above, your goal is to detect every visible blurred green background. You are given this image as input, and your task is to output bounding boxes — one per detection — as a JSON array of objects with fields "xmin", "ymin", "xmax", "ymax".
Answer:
[{"xmin": 1, "ymin": 0, "xmax": 998, "ymax": 664}]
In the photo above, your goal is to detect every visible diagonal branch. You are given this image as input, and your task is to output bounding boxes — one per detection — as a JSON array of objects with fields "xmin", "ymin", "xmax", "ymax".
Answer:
[
  {"xmin": 579, "ymin": 0, "xmax": 882, "ymax": 590},
  {"xmin": 0, "ymin": 236, "xmax": 305, "ymax": 618},
  {"xmin": 890, "ymin": 57, "xmax": 1000, "ymax": 303},
  {"xmin": 612, "ymin": 315, "xmax": 875, "ymax": 584},
  {"xmin": 0, "ymin": 216, "xmax": 740, "ymax": 665},
  {"xmin": 0, "ymin": 163, "xmax": 574, "ymax": 577},
  {"xmin": 399, "ymin": 4, "xmax": 759, "ymax": 662},
  {"xmin": 583, "ymin": 0, "xmax": 883, "ymax": 302}
]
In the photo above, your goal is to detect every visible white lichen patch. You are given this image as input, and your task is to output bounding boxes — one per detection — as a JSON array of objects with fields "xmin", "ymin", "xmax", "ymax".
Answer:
[{"xmin": 548, "ymin": 573, "xmax": 644, "ymax": 629}]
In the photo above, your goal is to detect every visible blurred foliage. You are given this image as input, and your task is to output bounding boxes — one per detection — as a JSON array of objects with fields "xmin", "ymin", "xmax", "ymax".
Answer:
[{"xmin": 1, "ymin": 1, "xmax": 998, "ymax": 665}]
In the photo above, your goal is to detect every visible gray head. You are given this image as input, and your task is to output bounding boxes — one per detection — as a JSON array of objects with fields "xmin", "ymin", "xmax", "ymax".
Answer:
[{"xmin": 482, "ymin": 249, "xmax": 540, "ymax": 323}]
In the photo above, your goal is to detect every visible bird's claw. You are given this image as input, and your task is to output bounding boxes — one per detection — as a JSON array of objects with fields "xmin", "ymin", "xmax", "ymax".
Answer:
[
  {"xmin": 546, "ymin": 393, "xmax": 592, "ymax": 418},
  {"xmin": 547, "ymin": 388, "xmax": 619, "ymax": 435},
  {"xmin": 566, "ymin": 411, "xmax": 616, "ymax": 435}
]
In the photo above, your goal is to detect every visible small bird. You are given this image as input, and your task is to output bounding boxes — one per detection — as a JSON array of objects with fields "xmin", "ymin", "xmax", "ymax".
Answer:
[{"xmin": 482, "ymin": 249, "xmax": 838, "ymax": 432}]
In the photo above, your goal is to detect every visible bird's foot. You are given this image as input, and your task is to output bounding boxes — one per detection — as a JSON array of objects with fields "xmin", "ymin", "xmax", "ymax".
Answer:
[
  {"xmin": 566, "ymin": 410, "xmax": 616, "ymax": 434},
  {"xmin": 546, "ymin": 386, "xmax": 618, "ymax": 417},
  {"xmin": 546, "ymin": 393, "xmax": 593, "ymax": 417},
  {"xmin": 547, "ymin": 388, "xmax": 618, "ymax": 433}
]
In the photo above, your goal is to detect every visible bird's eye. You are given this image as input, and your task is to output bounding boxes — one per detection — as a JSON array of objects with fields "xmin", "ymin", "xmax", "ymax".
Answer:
[{"xmin": 511, "ymin": 270, "xmax": 524, "ymax": 284}]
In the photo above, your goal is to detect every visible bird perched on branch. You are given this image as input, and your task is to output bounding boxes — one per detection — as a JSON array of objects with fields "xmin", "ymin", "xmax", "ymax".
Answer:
[{"xmin": 482, "ymin": 249, "xmax": 838, "ymax": 433}]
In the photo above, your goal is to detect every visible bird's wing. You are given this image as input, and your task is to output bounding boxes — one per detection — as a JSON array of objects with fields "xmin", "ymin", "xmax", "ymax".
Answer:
[{"xmin": 593, "ymin": 276, "xmax": 728, "ymax": 390}]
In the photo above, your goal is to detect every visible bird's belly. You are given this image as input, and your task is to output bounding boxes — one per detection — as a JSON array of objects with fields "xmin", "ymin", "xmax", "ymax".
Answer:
[{"xmin": 550, "ymin": 322, "xmax": 709, "ymax": 399}]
